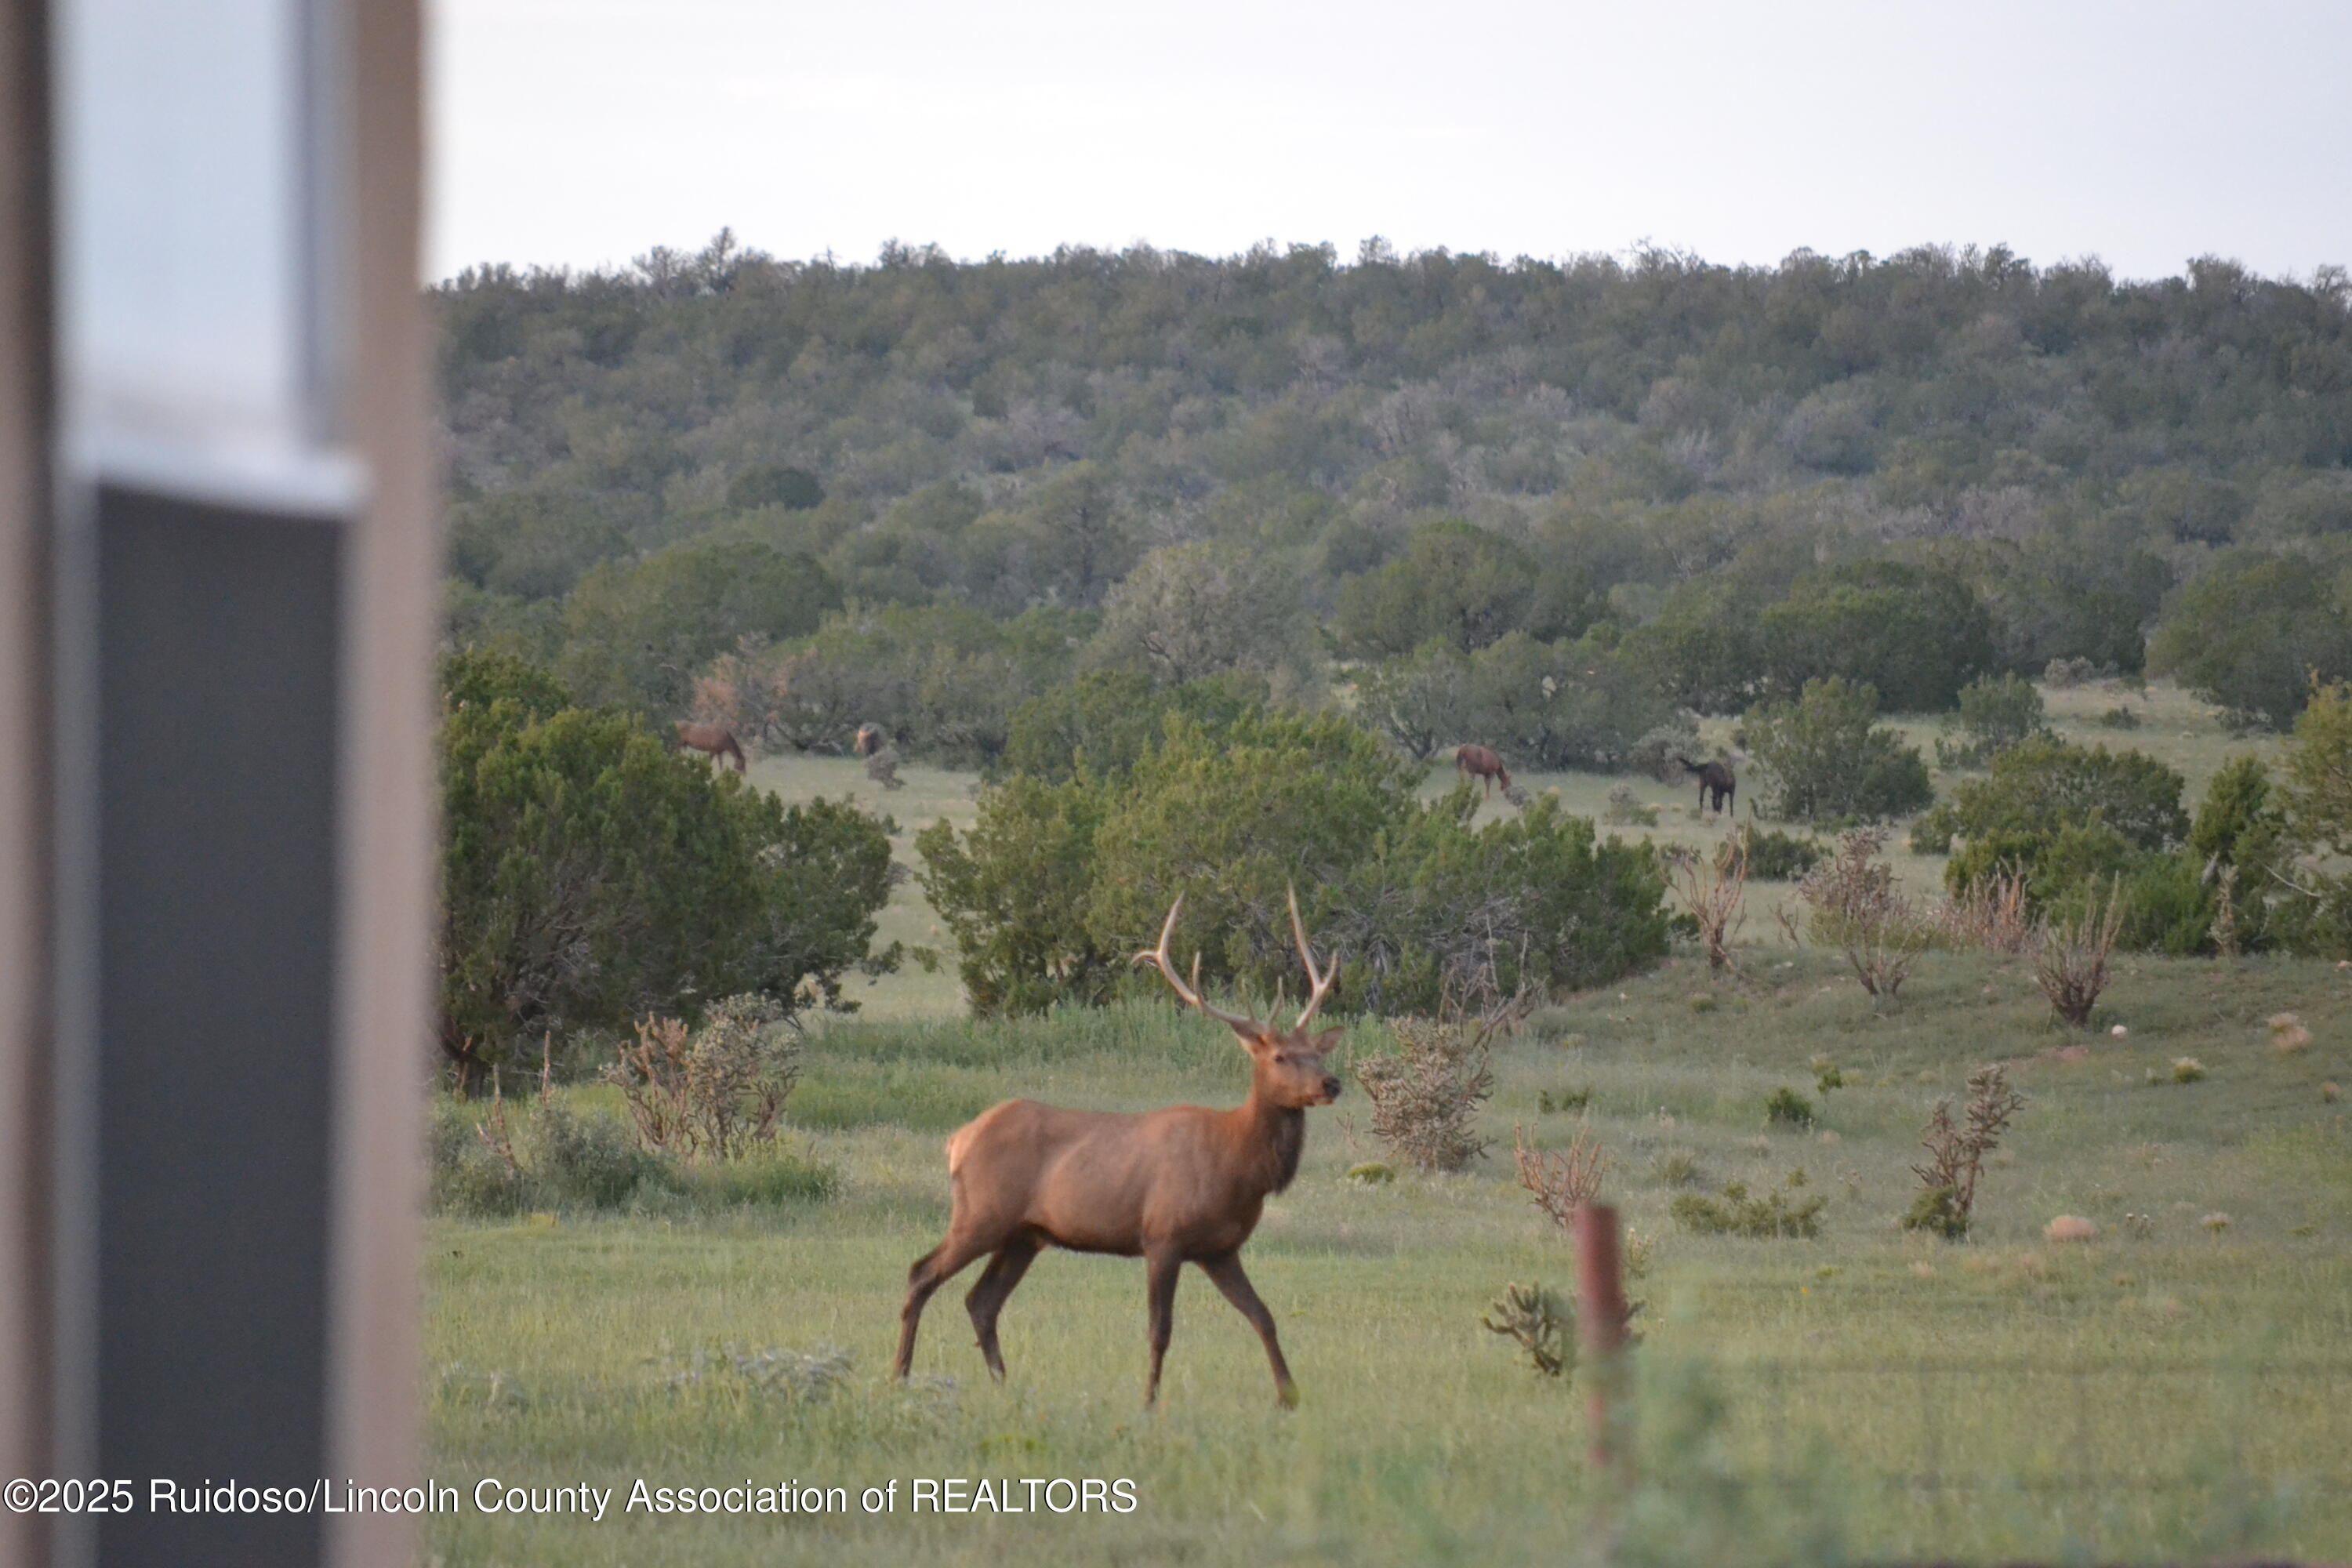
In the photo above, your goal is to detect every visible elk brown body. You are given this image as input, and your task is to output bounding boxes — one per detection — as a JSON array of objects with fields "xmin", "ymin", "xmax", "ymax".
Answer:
[
  {"xmin": 893, "ymin": 893, "xmax": 1343, "ymax": 1407},
  {"xmin": 1455, "ymin": 742, "xmax": 1511, "ymax": 798},
  {"xmin": 673, "ymin": 720, "xmax": 746, "ymax": 772}
]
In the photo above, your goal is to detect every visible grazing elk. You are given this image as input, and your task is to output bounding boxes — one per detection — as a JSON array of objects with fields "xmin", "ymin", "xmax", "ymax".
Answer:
[
  {"xmin": 894, "ymin": 891, "xmax": 1344, "ymax": 1408},
  {"xmin": 673, "ymin": 720, "xmax": 746, "ymax": 773},
  {"xmin": 1675, "ymin": 754, "xmax": 1736, "ymax": 814},
  {"xmin": 1455, "ymin": 742, "xmax": 1512, "ymax": 799}
]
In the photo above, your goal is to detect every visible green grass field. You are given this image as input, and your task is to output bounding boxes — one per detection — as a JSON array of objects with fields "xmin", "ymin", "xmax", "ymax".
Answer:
[
  {"xmin": 427, "ymin": 946, "xmax": 2352, "ymax": 1565},
  {"xmin": 425, "ymin": 680, "xmax": 2343, "ymax": 1565}
]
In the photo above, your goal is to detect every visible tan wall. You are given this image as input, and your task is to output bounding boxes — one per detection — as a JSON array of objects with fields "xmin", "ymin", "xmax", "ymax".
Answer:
[{"xmin": 331, "ymin": 1, "xmax": 434, "ymax": 1563}]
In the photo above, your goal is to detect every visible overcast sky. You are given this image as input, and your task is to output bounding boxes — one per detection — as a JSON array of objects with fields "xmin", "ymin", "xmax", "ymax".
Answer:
[{"xmin": 427, "ymin": 0, "xmax": 2351, "ymax": 285}]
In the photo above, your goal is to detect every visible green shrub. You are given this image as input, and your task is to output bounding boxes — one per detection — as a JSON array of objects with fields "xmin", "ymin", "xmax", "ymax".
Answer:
[
  {"xmin": 999, "ymin": 669, "xmax": 1262, "ymax": 782},
  {"xmin": 429, "ymin": 1094, "xmax": 670, "ymax": 1216},
  {"xmin": 1458, "ymin": 631, "xmax": 1674, "ymax": 771},
  {"xmin": 1625, "ymin": 719, "xmax": 1705, "ymax": 782},
  {"xmin": 427, "ymin": 1092, "xmax": 838, "ymax": 1216},
  {"xmin": 1352, "ymin": 641, "xmax": 1470, "ymax": 762},
  {"xmin": 1330, "ymin": 521, "xmax": 1587, "ymax": 659},
  {"xmin": 1759, "ymin": 561, "xmax": 1996, "ymax": 714},
  {"xmin": 1670, "ymin": 1172, "xmax": 1827, "ymax": 1239},
  {"xmin": 1923, "ymin": 735, "xmax": 2215, "ymax": 950},
  {"xmin": 1650, "ymin": 1150, "xmax": 1703, "ymax": 1187},
  {"xmin": 1902, "ymin": 1185, "xmax": 1968, "ymax": 1240},
  {"xmin": 922, "ymin": 706, "xmax": 1671, "ymax": 1016},
  {"xmin": 429, "ymin": 1100, "xmax": 535, "ymax": 1217},
  {"xmin": 533, "ymin": 1099, "xmax": 669, "ymax": 1208},
  {"xmin": 2147, "ymin": 547, "xmax": 2352, "ymax": 730},
  {"xmin": 1330, "ymin": 792, "xmax": 1673, "ymax": 1014},
  {"xmin": 1915, "ymin": 734, "xmax": 2190, "ymax": 860},
  {"xmin": 1764, "ymin": 1087, "xmax": 1815, "ymax": 1127},
  {"xmin": 1934, "ymin": 673, "xmax": 2048, "ymax": 769},
  {"xmin": 1537, "ymin": 1086, "xmax": 1594, "ymax": 1115},
  {"xmin": 1729, "ymin": 826, "xmax": 1823, "ymax": 881},
  {"xmin": 1606, "ymin": 783, "xmax": 1662, "ymax": 826},
  {"xmin": 2098, "ymin": 706, "xmax": 2141, "ymax": 731},
  {"xmin": 756, "ymin": 602, "xmax": 1087, "ymax": 766},
  {"xmin": 1481, "ymin": 1282, "xmax": 1573, "ymax": 1378},
  {"xmin": 437, "ymin": 652, "xmax": 900, "ymax": 1081},
  {"xmin": 1744, "ymin": 678, "xmax": 1933, "ymax": 825},
  {"xmin": 554, "ymin": 539, "xmax": 841, "ymax": 713}
]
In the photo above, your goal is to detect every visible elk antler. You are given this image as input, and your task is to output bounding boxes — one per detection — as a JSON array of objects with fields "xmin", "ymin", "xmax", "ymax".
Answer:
[
  {"xmin": 1134, "ymin": 897, "xmax": 1262, "ymax": 1032},
  {"xmin": 1287, "ymin": 885, "xmax": 1337, "ymax": 1032}
]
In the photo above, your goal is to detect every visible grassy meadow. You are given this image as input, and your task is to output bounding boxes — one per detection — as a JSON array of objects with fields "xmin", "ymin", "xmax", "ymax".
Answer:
[{"xmin": 425, "ymin": 679, "xmax": 2351, "ymax": 1566}]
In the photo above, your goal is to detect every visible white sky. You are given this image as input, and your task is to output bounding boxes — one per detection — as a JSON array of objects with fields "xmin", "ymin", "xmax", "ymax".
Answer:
[{"xmin": 427, "ymin": 0, "xmax": 2352, "ymax": 285}]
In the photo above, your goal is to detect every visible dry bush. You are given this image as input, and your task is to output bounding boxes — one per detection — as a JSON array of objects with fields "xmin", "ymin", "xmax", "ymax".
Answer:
[
  {"xmin": 2209, "ymin": 860, "xmax": 2245, "ymax": 960},
  {"xmin": 1603, "ymin": 782, "xmax": 1660, "ymax": 826},
  {"xmin": 1356, "ymin": 1018, "xmax": 1496, "ymax": 1174},
  {"xmin": 601, "ymin": 994, "xmax": 801, "ymax": 1162},
  {"xmin": 1798, "ymin": 827, "xmax": 1926, "ymax": 998},
  {"xmin": 1904, "ymin": 1064, "xmax": 2027, "ymax": 1240},
  {"xmin": 1664, "ymin": 829, "xmax": 1749, "ymax": 974},
  {"xmin": 2031, "ymin": 880, "xmax": 2127, "ymax": 1028},
  {"xmin": 1843, "ymin": 905, "xmax": 1928, "ymax": 1000},
  {"xmin": 1931, "ymin": 868, "xmax": 2031, "ymax": 955},
  {"xmin": 1512, "ymin": 1123, "xmax": 1610, "ymax": 1229},
  {"xmin": 1795, "ymin": 826, "xmax": 1903, "ymax": 938},
  {"xmin": 1355, "ymin": 973, "xmax": 1526, "ymax": 1174}
]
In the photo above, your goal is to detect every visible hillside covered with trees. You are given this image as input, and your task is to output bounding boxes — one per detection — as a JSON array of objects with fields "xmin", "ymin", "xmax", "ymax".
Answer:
[{"xmin": 439, "ymin": 234, "xmax": 2352, "ymax": 743}]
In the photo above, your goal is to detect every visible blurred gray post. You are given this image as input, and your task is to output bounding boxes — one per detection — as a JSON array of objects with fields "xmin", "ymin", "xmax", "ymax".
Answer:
[
  {"xmin": 0, "ymin": 4, "xmax": 56, "ymax": 1568},
  {"xmin": 2, "ymin": 0, "xmax": 434, "ymax": 1564}
]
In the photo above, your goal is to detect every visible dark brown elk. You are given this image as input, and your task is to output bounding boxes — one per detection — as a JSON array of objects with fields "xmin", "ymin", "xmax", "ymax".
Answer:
[
  {"xmin": 1675, "ymin": 755, "xmax": 1735, "ymax": 814},
  {"xmin": 673, "ymin": 721, "xmax": 746, "ymax": 773},
  {"xmin": 893, "ymin": 891, "xmax": 1344, "ymax": 1407},
  {"xmin": 1455, "ymin": 742, "xmax": 1511, "ymax": 799},
  {"xmin": 853, "ymin": 722, "xmax": 885, "ymax": 759}
]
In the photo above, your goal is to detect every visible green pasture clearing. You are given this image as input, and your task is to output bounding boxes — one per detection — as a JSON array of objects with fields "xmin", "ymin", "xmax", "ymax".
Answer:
[
  {"xmin": 745, "ymin": 677, "xmax": 2279, "ymax": 1023},
  {"xmin": 426, "ymin": 946, "xmax": 2352, "ymax": 1565}
]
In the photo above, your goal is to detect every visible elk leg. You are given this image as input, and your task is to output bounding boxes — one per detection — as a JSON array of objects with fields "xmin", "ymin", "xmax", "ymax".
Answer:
[
  {"xmin": 964, "ymin": 1236, "xmax": 1042, "ymax": 1382},
  {"xmin": 1142, "ymin": 1248, "xmax": 1183, "ymax": 1406},
  {"xmin": 895, "ymin": 1233, "xmax": 991, "ymax": 1379},
  {"xmin": 1198, "ymin": 1250, "xmax": 1297, "ymax": 1408}
]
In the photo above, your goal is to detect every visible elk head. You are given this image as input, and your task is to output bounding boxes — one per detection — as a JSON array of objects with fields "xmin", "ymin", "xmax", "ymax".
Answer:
[{"xmin": 1134, "ymin": 888, "xmax": 1343, "ymax": 1108}]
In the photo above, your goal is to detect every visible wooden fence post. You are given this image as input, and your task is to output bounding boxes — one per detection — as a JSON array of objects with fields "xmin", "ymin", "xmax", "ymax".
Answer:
[{"xmin": 1575, "ymin": 1202, "xmax": 1635, "ymax": 1492}]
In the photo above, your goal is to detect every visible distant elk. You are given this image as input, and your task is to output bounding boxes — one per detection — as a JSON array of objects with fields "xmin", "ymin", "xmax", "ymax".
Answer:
[
  {"xmin": 1675, "ymin": 755, "xmax": 1736, "ymax": 814},
  {"xmin": 853, "ymin": 723, "xmax": 903, "ymax": 789},
  {"xmin": 673, "ymin": 720, "xmax": 746, "ymax": 773},
  {"xmin": 1454, "ymin": 743, "xmax": 1512, "ymax": 799},
  {"xmin": 894, "ymin": 891, "xmax": 1344, "ymax": 1407}
]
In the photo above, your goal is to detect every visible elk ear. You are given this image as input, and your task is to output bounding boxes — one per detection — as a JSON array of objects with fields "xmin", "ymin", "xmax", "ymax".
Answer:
[
  {"xmin": 1225, "ymin": 1019, "xmax": 1271, "ymax": 1053},
  {"xmin": 1310, "ymin": 1026, "xmax": 1345, "ymax": 1054}
]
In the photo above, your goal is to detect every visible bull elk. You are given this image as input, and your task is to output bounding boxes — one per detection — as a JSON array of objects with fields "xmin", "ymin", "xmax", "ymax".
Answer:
[{"xmin": 893, "ymin": 891, "xmax": 1344, "ymax": 1407}]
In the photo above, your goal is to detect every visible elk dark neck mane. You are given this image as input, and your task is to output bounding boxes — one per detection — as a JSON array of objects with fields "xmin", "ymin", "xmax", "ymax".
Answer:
[{"xmin": 1238, "ymin": 1099, "xmax": 1307, "ymax": 1193}]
